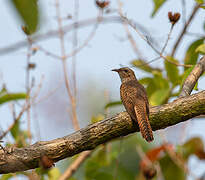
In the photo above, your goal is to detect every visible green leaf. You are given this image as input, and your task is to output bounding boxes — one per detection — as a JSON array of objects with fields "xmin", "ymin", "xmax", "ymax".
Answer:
[
  {"xmin": 150, "ymin": 88, "xmax": 170, "ymax": 106},
  {"xmin": 195, "ymin": 43, "xmax": 205, "ymax": 54},
  {"xmin": 85, "ymin": 160, "xmax": 101, "ymax": 180},
  {"xmin": 88, "ymin": 172, "xmax": 113, "ymax": 180},
  {"xmin": 179, "ymin": 137, "xmax": 205, "ymax": 160},
  {"xmin": 151, "ymin": 0, "xmax": 167, "ymax": 17},
  {"xmin": 153, "ymin": 71, "xmax": 169, "ymax": 89},
  {"xmin": 9, "ymin": 0, "xmax": 39, "ymax": 34},
  {"xmin": 160, "ymin": 154, "xmax": 186, "ymax": 180},
  {"xmin": 195, "ymin": 0, "xmax": 204, "ymax": 4},
  {"xmin": 10, "ymin": 120, "xmax": 20, "ymax": 140},
  {"xmin": 0, "ymin": 174, "xmax": 13, "ymax": 180},
  {"xmin": 164, "ymin": 56, "xmax": 180, "ymax": 85},
  {"xmin": 91, "ymin": 114, "xmax": 105, "ymax": 123},
  {"xmin": 145, "ymin": 72, "xmax": 169, "ymax": 98},
  {"xmin": 105, "ymin": 101, "xmax": 122, "ymax": 109},
  {"xmin": 146, "ymin": 79, "xmax": 157, "ymax": 98},
  {"xmin": 48, "ymin": 168, "xmax": 61, "ymax": 180},
  {"xmin": 184, "ymin": 38, "xmax": 204, "ymax": 70},
  {"xmin": 0, "ymin": 92, "xmax": 27, "ymax": 105},
  {"xmin": 95, "ymin": 148, "xmax": 109, "ymax": 166},
  {"xmin": 146, "ymin": 71, "xmax": 169, "ymax": 100},
  {"xmin": 139, "ymin": 77, "xmax": 153, "ymax": 85},
  {"xmin": 132, "ymin": 59, "xmax": 161, "ymax": 73}
]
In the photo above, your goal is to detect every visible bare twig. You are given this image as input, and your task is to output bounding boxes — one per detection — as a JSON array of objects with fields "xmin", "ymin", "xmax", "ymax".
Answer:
[
  {"xmin": 0, "ymin": 103, "xmax": 29, "ymax": 140},
  {"xmin": 160, "ymin": 24, "xmax": 174, "ymax": 55},
  {"xmin": 120, "ymin": 13, "xmax": 192, "ymax": 68},
  {"xmin": 35, "ymin": 45, "xmax": 61, "ymax": 60},
  {"xmin": 171, "ymin": 4, "xmax": 201, "ymax": 57},
  {"xmin": 0, "ymin": 16, "xmax": 152, "ymax": 56},
  {"xmin": 179, "ymin": 56, "xmax": 205, "ymax": 97},
  {"xmin": 117, "ymin": 0, "xmax": 144, "ymax": 59},
  {"xmin": 72, "ymin": 0, "xmax": 79, "ymax": 99},
  {"xmin": 59, "ymin": 151, "xmax": 92, "ymax": 180},
  {"xmin": 65, "ymin": 17, "xmax": 101, "ymax": 59},
  {"xmin": 0, "ymin": 76, "xmax": 44, "ymax": 140},
  {"xmin": 25, "ymin": 36, "xmax": 33, "ymax": 143},
  {"xmin": 55, "ymin": 0, "xmax": 79, "ymax": 130}
]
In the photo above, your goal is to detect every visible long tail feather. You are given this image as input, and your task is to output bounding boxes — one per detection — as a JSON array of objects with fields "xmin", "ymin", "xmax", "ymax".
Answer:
[{"xmin": 134, "ymin": 105, "xmax": 154, "ymax": 142}]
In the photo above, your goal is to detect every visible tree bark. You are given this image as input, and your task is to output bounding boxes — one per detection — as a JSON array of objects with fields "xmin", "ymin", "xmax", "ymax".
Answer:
[{"xmin": 0, "ymin": 90, "xmax": 205, "ymax": 174}]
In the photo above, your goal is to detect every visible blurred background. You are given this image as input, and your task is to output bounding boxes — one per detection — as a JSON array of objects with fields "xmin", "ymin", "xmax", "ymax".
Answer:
[{"xmin": 0, "ymin": 0, "xmax": 205, "ymax": 179}]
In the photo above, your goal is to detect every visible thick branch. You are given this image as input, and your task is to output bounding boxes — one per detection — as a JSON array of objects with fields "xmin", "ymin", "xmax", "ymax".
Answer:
[
  {"xmin": 180, "ymin": 56, "xmax": 205, "ymax": 97},
  {"xmin": 0, "ymin": 91, "xmax": 205, "ymax": 174}
]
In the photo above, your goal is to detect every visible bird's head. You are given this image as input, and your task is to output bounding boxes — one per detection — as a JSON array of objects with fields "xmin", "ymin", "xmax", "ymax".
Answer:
[{"xmin": 112, "ymin": 67, "xmax": 136, "ymax": 83}]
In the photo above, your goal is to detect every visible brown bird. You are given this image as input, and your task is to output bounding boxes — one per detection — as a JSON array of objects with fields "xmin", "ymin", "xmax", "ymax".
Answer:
[{"xmin": 112, "ymin": 67, "xmax": 154, "ymax": 142}]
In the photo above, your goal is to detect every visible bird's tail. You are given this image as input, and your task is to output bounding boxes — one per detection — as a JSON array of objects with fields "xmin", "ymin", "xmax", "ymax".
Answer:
[{"xmin": 134, "ymin": 105, "xmax": 154, "ymax": 142}]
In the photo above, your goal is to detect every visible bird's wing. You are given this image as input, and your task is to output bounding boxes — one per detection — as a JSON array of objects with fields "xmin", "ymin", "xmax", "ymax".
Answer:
[{"xmin": 120, "ymin": 83, "xmax": 137, "ymax": 120}]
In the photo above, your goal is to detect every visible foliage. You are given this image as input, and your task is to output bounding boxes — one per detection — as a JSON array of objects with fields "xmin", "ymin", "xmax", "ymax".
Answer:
[
  {"xmin": 151, "ymin": 0, "xmax": 167, "ymax": 16},
  {"xmin": 0, "ymin": 87, "xmax": 26, "ymax": 105},
  {"xmin": 9, "ymin": 0, "xmax": 39, "ymax": 34},
  {"xmin": 1, "ymin": 0, "xmax": 205, "ymax": 179},
  {"xmin": 196, "ymin": 43, "xmax": 205, "ymax": 54}
]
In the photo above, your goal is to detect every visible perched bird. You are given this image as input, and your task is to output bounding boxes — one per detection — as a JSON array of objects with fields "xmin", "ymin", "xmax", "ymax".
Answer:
[{"xmin": 112, "ymin": 67, "xmax": 154, "ymax": 142}]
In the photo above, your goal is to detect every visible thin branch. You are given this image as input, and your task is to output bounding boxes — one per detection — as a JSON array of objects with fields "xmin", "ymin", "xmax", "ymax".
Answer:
[
  {"xmin": 55, "ymin": 0, "xmax": 80, "ymax": 130},
  {"xmin": 117, "ymin": 0, "xmax": 144, "ymax": 59},
  {"xmin": 25, "ymin": 36, "xmax": 33, "ymax": 143},
  {"xmin": 0, "ymin": 16, "xmax": 150, "ymax": 56},
  {"xmin": 72, "ymin": 0, "xmax": 79, "ymax": 99},
  {"xmin": 0, "ymin": 90, "xmax": 205, "ymax": 174},
  {"xmin": 35, "ymin": 45, "xmax": 61, "ymax": 60},
  {"xmin": 59, "ymin": 151, "xmax": 92, "ymax": 180},
  {"xmin": 65, "ymin": 16, "xmax": 101, "ymax": 59},
  {"xmin": 0, "ymin": 103, "xmax": 29, "ymax": 140},
  {"xmin": 0, "ymin": 76, "xmax": 44, "ymax": 140},
  {"xmin": 160, "ymin": 24, "xmax": 174, "ymax": 55},
  {"xmin": 0, "ymin": 17, "xmax": 121, "ymax": 56},
  {"xmin": 171, "ymin": 4, "xmax": 201, "ymax": 57},
  {"xmin": 120, "ymin": 13, "xmax": 192, "ymax": 68},
  {"xmin": 179, "ymin": 55, "xmax": 205, "ymax": 97}
]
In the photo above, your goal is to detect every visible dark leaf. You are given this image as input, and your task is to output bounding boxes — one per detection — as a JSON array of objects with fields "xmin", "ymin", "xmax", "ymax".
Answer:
[
  {"xmin": 195, "ymin": 44, "xmax": 205, "ymax": 54},
  {"xmin": 10, "ymin": 0, "xmax": 39, "ymax": 34},
  {"xmin": 160, "ymin": 154, "xmax": 186, "ymax": 180},
  {"xmin": 132, "ymin": 59, "xmax": 161, "ymax": 73},
  {"xmin": 179, "ymin": 137, "xmax": 205, "ymax": 160},
  {"xmin": 150, "ymin": 88, "xmax": 170, "ymax": 105},
  {"xmin": 10, "ymin": 120, "xmax": 20, "ymax": 140},
  {"xmin": 184, "ymin": 38, "xmax": 204, "ymax": 70},
  {"xmin": 164, "ymin": 56, "xmax": 180, "ymax": 85},
  {"xmin": 151, "ymin": 0, "xmax": 167, "ymax": 17},
  {"xmin": 91, "ymin": 114, "xmax": 105, "ymax": 123},
  {"xmin": 0, "ymin": 92, "xmax": 26, "ymax": 105}
]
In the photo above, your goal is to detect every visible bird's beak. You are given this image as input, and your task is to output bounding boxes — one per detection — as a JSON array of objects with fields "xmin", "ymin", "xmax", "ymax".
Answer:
[{"xmin": 112, "ymin": 69, "xmax": 120, "ymax": 72}]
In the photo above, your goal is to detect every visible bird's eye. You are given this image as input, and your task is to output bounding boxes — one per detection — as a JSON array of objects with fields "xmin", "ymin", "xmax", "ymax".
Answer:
[{"xmin": 124, "ymin": 69, "xmax": 128, "ymax": 72}]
